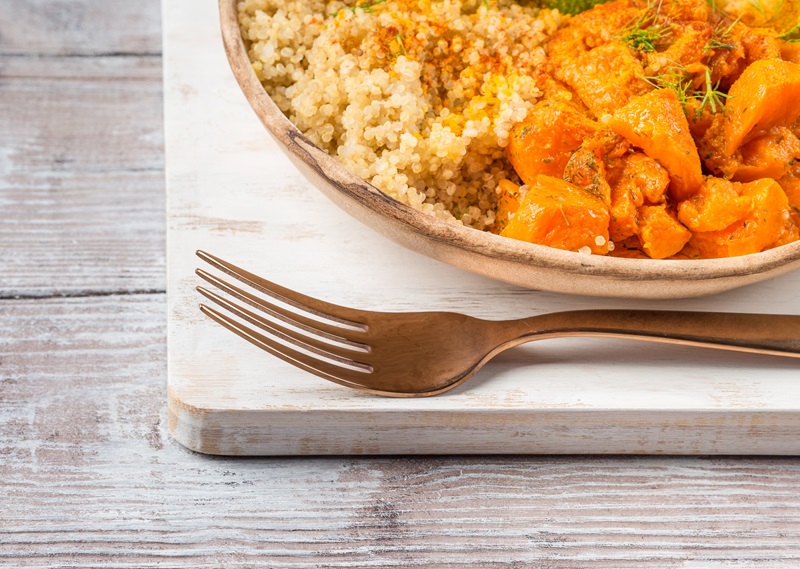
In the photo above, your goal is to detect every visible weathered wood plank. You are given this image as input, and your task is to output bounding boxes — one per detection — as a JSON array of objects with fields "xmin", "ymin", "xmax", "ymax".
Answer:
[
  {"xmin": 0, "ymin": 54, "xmax": 165, "ymax": 296},
  {"xmin": 3, "ymin": 0, "xmax": 800, "ymax": 565},
  {"xmin": 1, "ymin": 293, "xmax": 800, "ymax": 568},
  {"xmin": 0, "ymin": 0, "xmax": 161, "ymax": 56},
  {"xmin": 4, "ymin": 296, "xmax": 800, "ymax": 568}
]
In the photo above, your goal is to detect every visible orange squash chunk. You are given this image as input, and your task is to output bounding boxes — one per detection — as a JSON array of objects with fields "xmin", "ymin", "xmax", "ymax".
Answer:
[
  {"xmin": 732, "ymin": 128, "xmax": 800, "ymax": 183},
  {"xmin": 718, "ymin": 59, "xmax": 800, "ymax": 156},
  {"xmin": 777, "ymin": 173, "xmax": 800, "ymax": 228},
  {"xmin": 609, "ymin": 180, "xmax": 641, "ymax": 243},
  {"xmin": 677, "ymin": 177, "xmax": 753, "ymax": 232},
  {"xmin": 506, "ymin": 100, "xmax": 599, "ymax": 185},
  {"xmin": 619, "ymin": 153, "xmax": 670, "ymax": 205},
  {"xmin": 562, "ymin": 147, "xmax": 614, "ymax": 206},
  {"xmin": 555, "ymin": 42, "xmax": 651, "ymax": 118},
  {"xmin": 783, "ymin": 42, "xmax": 800, "ymax": 65},
  {"xmin": 637, "ymin": 205, "xmax": 692, "ymax": 260},
  {"xmin": 491, "ymin": 178, "xmax": 524, "ymax": 234},
  {"xmin": 689, "ymin": 178, "xmax": 791, "ymax": 258},
  {"xmin": 607, "ymin": 88, "xmax": 703, "ymax": 202},
  {"xmin": 609, "ymin": 153, "xmax": 670, "ymax": 242},
  {"xmin": 562, "ymin": 130, "xmax": 630, "ymax": 207},
  {"xmin": 500, "ymin": 175, "xmax": 610, "ymax": 255}
]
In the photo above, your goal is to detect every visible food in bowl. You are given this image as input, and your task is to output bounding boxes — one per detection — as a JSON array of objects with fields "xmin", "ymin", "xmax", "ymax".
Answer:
[{"xmin": 237, "ymin": 0, "xmax": 800, "ymax": 259}]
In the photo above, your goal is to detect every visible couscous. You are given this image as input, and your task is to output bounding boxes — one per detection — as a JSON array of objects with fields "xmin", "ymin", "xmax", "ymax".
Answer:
[{"xmin": 238, "ymin": 0, "xmax": 561, "ymax": 230}]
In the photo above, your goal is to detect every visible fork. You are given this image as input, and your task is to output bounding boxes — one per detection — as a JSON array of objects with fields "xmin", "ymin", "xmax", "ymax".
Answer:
[{"xmin": 195, "ymin": 250, "xmax": 800, "ymax": 397}]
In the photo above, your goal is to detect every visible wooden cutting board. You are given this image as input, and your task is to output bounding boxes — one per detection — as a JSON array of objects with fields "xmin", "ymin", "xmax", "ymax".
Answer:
[{"xmin": 165, "ymin": 0, "xmax": 800, "ymax": 455}]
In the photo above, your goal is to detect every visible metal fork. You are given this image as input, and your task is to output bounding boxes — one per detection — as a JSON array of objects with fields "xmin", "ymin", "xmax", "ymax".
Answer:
[{"xmin": 195, "ymin": 250, "xmax": 800, "ymax": 397}]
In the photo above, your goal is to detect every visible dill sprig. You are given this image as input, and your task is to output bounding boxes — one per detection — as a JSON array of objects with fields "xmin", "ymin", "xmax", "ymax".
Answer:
[
  {"xmin": 705, "ymin": 15, "xmax": 741, "ymax": 51},
  {"xmin": 780, "ymin": 23, "xmax": 800, "ymax": 43},
  {"xmin": 644, "ymin": 64, "xmax": 730, "ymax": 117},
  {"xmin": 749, "ymin": 0, "xmax": 767, "ymax": 16},
  {"xmin": 619, "ymin": 1, "xmax": 673, "ymax": 53},
  {"xmin": 695, "ymin": 67, "xmax": 729, "ymax": 114},
  {"xmin": 643, "ymin": 67, "xmax": 694, "ymax": 107},
  {"xmin": 387, "ymin": 32, "xmax": 407, "ymax": 59},
  {"xmin": 331, "ymin": 0, "xmax": 389, "ymax": 17},
  {"xmin": 623, "ymin": 22, "xmax": 673, "ymax": 52}
]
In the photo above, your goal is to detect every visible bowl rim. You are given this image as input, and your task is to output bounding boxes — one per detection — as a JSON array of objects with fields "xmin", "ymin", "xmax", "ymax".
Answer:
[{"xmin": 218, "ymin": 0, "xmax": 800, "ymax": 285}]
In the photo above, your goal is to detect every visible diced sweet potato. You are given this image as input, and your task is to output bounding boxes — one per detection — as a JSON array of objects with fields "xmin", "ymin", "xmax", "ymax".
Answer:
[
  {"xmin": 555, "ymin": 41, "xmax": 651, "ymax": 119},
  {"xmin": 777, "ymin": 172, "xmax": 800, "ymax": 228},
  {"xmin": 783, "ymin": 42, "xmax": 800, "ymax": 65},
  {"xmin": 716, "ymin": 59, "xmax": 800, "ymax": 156},
  {"xmin": 658, "ymin": 0, "xmax": 710, "ymax": 21},
  {"xmin": 677, "ymin": 177, "xmax": 753, "ymax": 232},
  {"xmin": 609, "ymin": 180, "xmax": 641, "ymax": 243},
  {"xmin": 562, "ymin": 130, "xmax": 630, "ymax": 207},
  {"xmin": 637, "ymin": 205, "xmax": 693, "ymax": 260},
  {"xmin": 491, "ymin": 178, "xmax": 524, "ymax": 234},
  {"xmin": 644, "ymin": 21, "xmax": 713, "ymax": 78},
  {"xmin": 506, "ymin": 100, "xmax": 599, "ymax": 185},
  {"xmin": 684, "ymin": 98, "xmax": 717, "ymax": 141},
  {"xmin": 689, "ymin": 178, "xmax": 792, "ymax": 257},
  {"xmin": 546, "ymin": 1, "xmax": 643, "ymax": 68},
  {"xmin": 608, "ymin": 88, "xmax": 704, "ymax": 201},
  {"xmin": 533, "ymin": 71, "xmax": 590, "ymax": 113},
  {"xmin": 732, "ymin": 127, "xmax": 800, "ymax": 182},
  {"xmin": 704, "ymin": 127, "xmax": 800, "ymax": 181},
  {"xmin": 619, "ymin": 153, "xmax": 671, "ymax": 205},
  {"xmin": 608, "ymin": 153, "xmax": 670, "ymax": 242},
  {"xmin": 772, "ymin": 214, "xmax": 800, "ymax": 248},
  {"xmin": 500, "ymin": 175, "xmax": 610, "ymax": 255},
  {"xmin": 562, "ymin": 147, "xmax": 614, "ymax": 206},
  {"xmin": 705, "ymin": 21, "xmax": 748, "ymax": 89}
]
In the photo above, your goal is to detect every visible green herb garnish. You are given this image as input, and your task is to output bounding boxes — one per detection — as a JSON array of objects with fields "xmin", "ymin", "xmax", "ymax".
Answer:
[
  {"xmin": 388, "ymin": 32, "xmax": 407, "ymax": 59},
  {"xmin": 696, "ymin": 67, "xmax": 730, "ymax": 114},
  {"xmin": 331, "ymin": 0, "xmax": 389, "ymax": 18},
  {"xmin": 619, "ymin": 1, "xmax": 673, "ymax": 53},
  {"xmin": 705, "ymin": 15, "xmax": 742, "ymax": 51},
  {"xmin": 643, "ymin": 66, "xmax": 694, "ymax": 108},
  {"xmin": 644, "ymin": 64, "xmax": 730, "ymax": 117},
  {"xmin": 541, "ymin": 0, "xmax": 612, "ymax": 16},
  {"xmin": 780, "ymin": 23, "xmax": 800, "ymax": 43}
]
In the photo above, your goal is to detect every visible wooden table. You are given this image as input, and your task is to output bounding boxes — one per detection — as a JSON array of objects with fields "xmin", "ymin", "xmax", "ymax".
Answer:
[{"xmin": 3, "ymin": 1, "xmax": 800, "ymax": 565}]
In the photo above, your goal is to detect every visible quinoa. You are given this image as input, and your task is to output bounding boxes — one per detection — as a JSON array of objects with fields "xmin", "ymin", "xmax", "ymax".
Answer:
[{"xmin": 238, "ymin": 0, "xmax": 562, "ymax": 229}]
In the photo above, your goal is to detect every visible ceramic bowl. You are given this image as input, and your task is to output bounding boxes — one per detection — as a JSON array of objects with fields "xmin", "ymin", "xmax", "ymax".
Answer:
[{"xmin": 218, "ymin": 0, "xmax": 800, "ymax": 299}]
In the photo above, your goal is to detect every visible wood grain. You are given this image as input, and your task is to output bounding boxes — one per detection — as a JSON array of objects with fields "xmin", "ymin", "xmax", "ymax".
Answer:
[
  {"xmin": 3, "ymin": 295, "xmax": 800, "ymax": 567},
  {"xmin": 0, "ymin": 0, "xmax": 161, "ymax": 56},
  {"xmin": 3, "ymin": 0, "xmax": 800, "ymax": 566},
  {"xmin": 0, "ymin": 54, "xmax": 165, "ymax": 296},
  {"xmin": 0, "ymin": 0, "xmax": 164, "ymax": 297}
]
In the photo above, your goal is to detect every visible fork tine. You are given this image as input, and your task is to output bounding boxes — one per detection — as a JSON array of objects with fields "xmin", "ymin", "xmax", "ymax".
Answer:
[
  {"xmin": 197, "ymin": 250, "xmax": 370, "ymax": 327},
  {"xmin": 197, "ymin": 285, "xmax": 370, "ymax": 364},
  {"xmin": 196, "ymin": 268, "xmax": 367, "ymax": 341},
  {"xmin": 199, "ymin": 303, "xmax": 378, "ymax": 392}
]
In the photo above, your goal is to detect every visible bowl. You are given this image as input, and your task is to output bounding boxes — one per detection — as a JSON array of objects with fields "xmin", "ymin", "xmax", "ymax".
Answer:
[{"xmin": 217, "ymin": 0, "xmax": 800, "ymax": 299}]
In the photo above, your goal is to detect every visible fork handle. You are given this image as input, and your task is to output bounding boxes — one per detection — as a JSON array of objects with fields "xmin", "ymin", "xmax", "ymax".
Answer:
[{"xmin": 502, "ymin": 310, "xmax": 800, "ymax": 358}]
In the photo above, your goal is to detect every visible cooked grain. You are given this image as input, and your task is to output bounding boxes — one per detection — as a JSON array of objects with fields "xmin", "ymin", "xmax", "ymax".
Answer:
[{"xmin": 238, "ymin": 0, "xmax": 561, "ymax": 229}]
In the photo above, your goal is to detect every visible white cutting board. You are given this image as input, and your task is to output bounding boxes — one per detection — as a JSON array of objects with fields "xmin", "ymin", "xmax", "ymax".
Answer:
[{"xmin": 164, "ymin": 0, "xmax": 800, "ymax": 455}]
